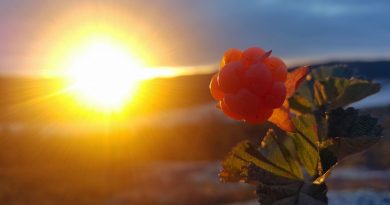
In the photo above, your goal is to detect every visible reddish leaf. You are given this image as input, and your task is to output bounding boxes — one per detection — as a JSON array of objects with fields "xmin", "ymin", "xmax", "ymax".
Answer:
[
  {"xmin": 285, "ymin": 66, "xmax": 309, "ymax": 98},
  {"xmin": 268, "ymin": 100, "xmax": 295, "ymax": 132}
]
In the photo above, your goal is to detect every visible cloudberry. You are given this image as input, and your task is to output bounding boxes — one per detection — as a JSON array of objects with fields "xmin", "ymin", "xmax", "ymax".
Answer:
[{"xmin": 210, "ymin": 47, "xmax": 288, "ymax": 124}]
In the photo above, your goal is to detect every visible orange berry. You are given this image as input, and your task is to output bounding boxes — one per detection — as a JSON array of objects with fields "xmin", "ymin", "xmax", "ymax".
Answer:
[
  {"xmin": 243, "ymin": 63, "xmax": 272, "ymax": 97},
  {"xmin": 210, "ymin": 46, "xmax": 301, "ymax": 126},
  {"xmin": 224, "ymin": 89, "xmax": 259, "ymax": 118},
  {"xmin": 220, "ymin": 48, "xmax": 242, "ymax": 69},
  {"xmin": 245, "ymin": 108, "xmax": 273, "ymax": 124},
  {"xmin": 218, "ymin": 62, "xmax": 243, "ymax": 93},
  {"xmin": 264, "ymin": 82, "xmax": 287, "ymax": 108},
  {"xmin": 264, "ymin": 56, "xmax": 288, "ymax": 82},
  {"xmin": 209, "ymin": 73, "xmax": 224, "ymax": 100},
  {"xmin": 241, "ymin": 47, "xmax": 265, "ymax": 67},
  {"xmin": 220, "ymin": 100, "xmax": 242, "ymax": 120}
]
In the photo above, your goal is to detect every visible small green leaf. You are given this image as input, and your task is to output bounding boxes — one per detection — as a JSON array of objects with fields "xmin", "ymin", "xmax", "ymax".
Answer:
[
  {"xmin": 311, "ymin": 65, "xmax": 354, "ymax": 80},
  {"xmin": 314, "ymin": 77, "xmax": 380, "ymax": 110},
  {"xmin": 314, "ymin": 78, "xmax": 341, "ymax": 108},
  {"xmin": 252, "ymin": 165, "xmax": 328, "ymax": 205},
  {"xmin": 330, "ymin": 78, "xmax": 381, "ymax": 109},
  {"xmin": 328, "ymin": 107, "xmax": 382, "ymax": 139},
  {"xmin": 296, "ymin": 80, "xmax": 315, "ymax": 100},
  {"xmin": 220, "ymin": 141, "xmax": 298, "ymax": 183},
  {"xmin": 334, "ymin": 137, "xmax": 380, "ymax": 159},
  {"xmin": 289, "ymin": 114, "xmax": 321, "ymax": 177},
  {"xmin": 289, "ymin": 94, "xmax": 313, "ymax": 114},
  {"xmin": 315, "ymin": 113, "xmax": 328, "ymax": 142},
  {"xmin": 315, "ymin": 107, "xmax": 382, "ymax": 182},
  {"xmin": 261, "ymin": 129, "xmax": 303, "ymax": 179}
]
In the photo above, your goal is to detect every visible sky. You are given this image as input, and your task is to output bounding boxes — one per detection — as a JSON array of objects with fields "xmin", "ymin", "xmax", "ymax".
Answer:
[{"xmin": 0, "ymin": 0, "xmax": 390, "ymax": 76}]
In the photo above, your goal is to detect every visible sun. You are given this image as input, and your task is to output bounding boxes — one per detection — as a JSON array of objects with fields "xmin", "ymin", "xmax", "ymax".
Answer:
[{"xmin": 65, "ymin": 38, "xmax": 143, "ymax": 111}]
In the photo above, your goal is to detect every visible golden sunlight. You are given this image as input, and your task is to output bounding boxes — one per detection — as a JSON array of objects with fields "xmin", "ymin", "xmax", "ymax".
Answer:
[
  {"xmin": 38, "ymin": 6, "xmax": 188, "ymax": 113},
  {"xmin": 65, "ymin": 38, "xmax": 143, "ymax": 111}
]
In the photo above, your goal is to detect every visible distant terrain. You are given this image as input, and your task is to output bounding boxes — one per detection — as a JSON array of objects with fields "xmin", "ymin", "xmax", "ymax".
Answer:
[{"xmin": 0, "ymin": 61, "xmax": 389, "ymax": 122}]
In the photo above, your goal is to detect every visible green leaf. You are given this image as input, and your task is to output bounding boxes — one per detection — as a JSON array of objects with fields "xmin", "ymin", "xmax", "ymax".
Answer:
[
  {"xmin": 332, "ymin": 137, "xmax": 381, "ymax": 159},
  {"xmin": 261, "ymin": 129, "xmax": 303, "ymax": 179},
  {"xmin": 311, "ymin": 65, "xmax": 354, "ymax": 80},
  {"xmin": 219, "ymin": 141, "xmax": 298, "ymax": 183},
  {"xmin": 314, "ymin": 77, "xmax": 380, "ymax": 110},
  {"xmin": 296, "ymin": 80, "xmax": 315, "ymax": 101},
  {"xmin": 314, "ymin": 78, "xmax": 345, "ymax": 108},
  {"xmin": 315, "ymin": 113, "xmax": 328, "ymax": 142},
  {"xmin": 220, "ymin": 127, "xmax": 329, "ymax": 204},
  {"xmin": 289, "ymin": 114, "xmax": 321, "ymax": 177},
  {"xmin": 315, "ymin": 107, "xmax": 382, "ymax": 183},
  {"xmin": 289, "ymin": 94, "xmax": 313, "ymax": 114},
  {"xmin": 288, "ymin": 79, "xmax": 315, "ymax": 114},
  {"xmin": 330, "ymin": 78, "xmax": 381, "ymax": 109},
  {"xmin": 327, "ymin": 107, "xmax": 382, "ymax": 139},
  {"xmin": 251, "ymin": 164, "xmax": 328, "ymax": 205}
]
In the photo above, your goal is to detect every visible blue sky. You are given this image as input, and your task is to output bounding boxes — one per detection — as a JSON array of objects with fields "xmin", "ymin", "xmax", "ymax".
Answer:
[{"xmin": 0, "ymin": 0, "xmax": 389, "ymax": 75}]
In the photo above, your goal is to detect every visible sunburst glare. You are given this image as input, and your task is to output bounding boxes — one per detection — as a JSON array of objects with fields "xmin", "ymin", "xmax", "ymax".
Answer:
[{"xmin": 64, "ymin": 37, "xmax": 143, "ymax": 111}]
